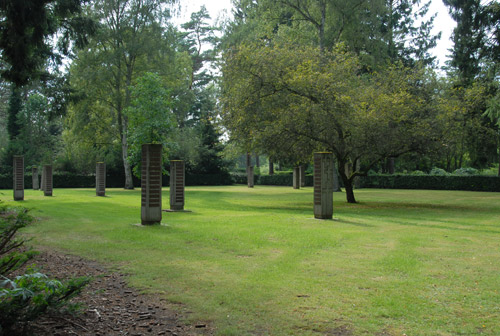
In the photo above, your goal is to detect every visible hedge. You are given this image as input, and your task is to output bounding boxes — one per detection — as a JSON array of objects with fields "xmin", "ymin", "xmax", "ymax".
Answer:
[
  {"xmin": 2, "ymin": 171, "xmax": 498, "ymax": 192},
  {"xmin": 0, "ymin": 172, "xmax": 232, "ymax": 189},
  {"xmin": 360, "ymin": 175, "xmax": 500, "ymax": 192},
  {"xmin": 230, "ymin": 173, "xmax": 314, "ymax": 187}
]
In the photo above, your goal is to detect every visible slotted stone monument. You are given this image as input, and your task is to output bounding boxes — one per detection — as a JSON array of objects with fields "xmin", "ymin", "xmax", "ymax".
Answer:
[
  {"xmin": 13, "ymin": 156, "xmax": 24, "ymax": 201},
  {"xmin": 313, "ymin": 152, "xmax": 334, "ymax": 219},
  {"xmin": 96, "ymin": 162, "xmax": 106, "ymax": 196},
  {"xmin": 169, "ymin": 160, "xmax": 185, "ymax": 211},
  {"xmin": 32, "ymin": 166, "xmax": 39, "ymax": 190},
  {"xmin": 300, "ymin": 165, "xmax": 306, "ymax": 187},
  {"xmin": 40, "ymin": 166, "xmax": 45, "ymax": 192},
  {"xmin": 42, "ymin": 165, "xmax": 53, "ymax": 196},
  {"xmin": 293, "ymin": 167, "xmax": 300, "ymax": 189},
  {"xmin": 247, "ymin": 166, "xmax": 254, "ymax": 188},
  {"xmin": 141, "ymin": 144, "xmax": 162, "ymax": 225}
]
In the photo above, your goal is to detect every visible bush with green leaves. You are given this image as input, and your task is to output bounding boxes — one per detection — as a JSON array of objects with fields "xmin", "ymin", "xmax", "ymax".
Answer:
[
  {"xmin": 452, "ymin": 167, "xmax": 479, "ymax": 175},
  {"xmin": 0, "ymin": 203, "xmax": 89, "ymax": 334}
]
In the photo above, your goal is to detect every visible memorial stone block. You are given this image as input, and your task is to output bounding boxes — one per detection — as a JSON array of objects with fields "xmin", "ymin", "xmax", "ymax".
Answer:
[
  {"xmin": 13, "ymin": 156, "xmax": 24, "ymax": 201},
  {"xmin": 40, "ymin": 166, "xmax": 46, "ymax": 192},
  {"xmin": 169, "ymin": 160, "xmax": 185, "ymax": 211},
  {"xmin": 42, "ymin": 165, "xmax": 53, "ymax": 196},
  {"xmin": 247, "ymin": 166, "xmax": 254, "ymax": 188},
  {"xmin": 141, "ymin": 144, "xmax": 162, "ymax": 225},
  {"xmin": 32, "ymin": 166, "xmax": 39, "ymax": 190},
  {"xmin": 313, "ymin": 152, "xmax": 334, "ymax": 219},
  {"xmin": 96, "ymin": 162, "xmax": 106, "ymax": 196},
  {"xmin": 293, "ymin": 167, "xmax": 300, "ymax": 189}
]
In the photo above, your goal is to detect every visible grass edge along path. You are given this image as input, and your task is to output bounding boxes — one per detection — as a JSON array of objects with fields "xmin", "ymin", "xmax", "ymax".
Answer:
[{"xmin": 1, "ymin": 186, "xmax": 499, "ymax": 336}]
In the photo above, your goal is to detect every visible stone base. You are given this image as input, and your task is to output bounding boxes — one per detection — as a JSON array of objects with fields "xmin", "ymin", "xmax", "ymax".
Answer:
[{"xmin": 163, "ymin": 209, "xmax": 192, "ymax": 213}]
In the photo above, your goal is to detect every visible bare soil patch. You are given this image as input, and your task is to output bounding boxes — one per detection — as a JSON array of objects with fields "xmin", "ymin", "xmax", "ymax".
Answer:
[{"xmin": 15, "ymin": 249, "xmax": 214, "ymax": 336}]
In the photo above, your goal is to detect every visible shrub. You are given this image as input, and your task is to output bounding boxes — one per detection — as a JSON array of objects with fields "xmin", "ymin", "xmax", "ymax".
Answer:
[
  {"xmin": 0, "ymin": 272, "xmax": 89, "ymax": 334},
  {"xmin": 0, "ymin": 204, "xmax": 89, "ymax": 334},
  {"xmin": 452, "ymin": 167, "xmax": 479, "ymax": 176},
  {"xmin": 429, "ymin": 167, "xmax": 449, "ymax": 176}
]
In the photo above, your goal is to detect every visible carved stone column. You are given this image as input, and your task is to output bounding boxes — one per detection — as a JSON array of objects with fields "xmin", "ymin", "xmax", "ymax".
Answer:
[
  {"xmin": 13, "ymin": 156, "xmax": 24, "ymax": 201},
  {"xmin": 169, "ymin": 160, "xmax": 185, "ymax": 211},
  {"xmin": 141, "ymin": 144, "xmax": 162, "ymax": 225},
  {"xmin": 313, "ymin": 152, "xmax": 334, "ymax": 219}
]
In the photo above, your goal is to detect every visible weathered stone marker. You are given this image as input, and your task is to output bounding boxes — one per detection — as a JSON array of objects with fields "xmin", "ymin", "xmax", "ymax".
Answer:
[
  {"xmin": 42, "ymin": 165, "xmax": 53, "ymax": 196},
  {"xmin": 293, "ymin": 167, "xmax": 300, "ymax": 189},
  {"xmin": 32, "ymin": 166, "xmax": 39, "ymax": 190},
  {"xmin": 169, "ymin": 160, "xmax": 185, "ymax": 211},
  {"xmin": 13, "ymin": 156, "xmax": 24, "ymax": 201},
  {"xmin": 313, "ymin": 152, "xmax": 334, "ymax": 219},
  {"xmin": 141, "ymin": 144, "xmax": 162, "ymax": 225},
  {"xmin": 96, "ymin": 162, "xmax": 106, "ymax": 196},
  {"xmin": 300, "ymin": 165, "xmax": 306, "ymax": 187},
  {"xmin": 40, "ymin": 166, "xmax": 45, "ymax": 192},
  {"xmin": 247, "ymin": 166, "xmax": 254, "ymax": 188}
]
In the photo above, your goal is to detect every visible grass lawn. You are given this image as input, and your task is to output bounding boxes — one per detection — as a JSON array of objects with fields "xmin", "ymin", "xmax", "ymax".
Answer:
[{"xmin": 1, "ymin": 186, "xmax": 499, "ymax": 335}]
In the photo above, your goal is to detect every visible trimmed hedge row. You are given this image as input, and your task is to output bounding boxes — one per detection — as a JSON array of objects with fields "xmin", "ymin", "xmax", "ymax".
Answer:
[
  {"xmin": 2, "ymin": 171, "xmax": 498, "ymax": 192},
  {"xmin": 230, "ymin": 173, "xmax": 314, "ymax": 186},
  {"xmin": 0, "ymin": 172, "xmax": 232, "ymax": 189},
  {"xmin": 360, "ymin": 175, "xmax": 500, "ymax": 192}
]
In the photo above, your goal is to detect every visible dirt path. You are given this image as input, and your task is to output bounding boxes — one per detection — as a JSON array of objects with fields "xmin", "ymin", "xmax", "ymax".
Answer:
[{"xmin": 18, "ymin": 249, "xmax": 214, "ymax": 336}]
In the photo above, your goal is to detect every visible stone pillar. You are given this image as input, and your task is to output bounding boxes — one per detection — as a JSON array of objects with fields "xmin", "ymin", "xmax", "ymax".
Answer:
[
  {"xmin": 247, "ymin": 166, "xmax": 254, "ymax": 188},
  {"xmin": 96, "ymin": 162, "xmax": 106, "ymax": 196},
  {"xmin": 300, "ymin": 165, "xmax": 306, "ymax": 187},
  {"xmin": 314, "ymin": 152, "xmax": 334, "ymax": 219},
  {"xmin": 293, "ymin": 167, "xmax": 300, "ymax": 189},
  {"xmin": 169, "ymin": 160, "xmax": 185, "ymax": 211},
  {"xmin": 32, "ymin": 166, "xmax": 39, "ymax": 190},
  {"xmin": 141, "ymin": 144, "xmax": 162, "ymax": 225},
  {"xmin": 40, "ymin": 166, "xmax": 45, "ymax": 192},
  {"xmin": 13, "ymin": 156, "xmax": 24, "ymax": 201},
  {"xmin": 42, "ymin": 165, "xmax": 53, "ymax": 196}
]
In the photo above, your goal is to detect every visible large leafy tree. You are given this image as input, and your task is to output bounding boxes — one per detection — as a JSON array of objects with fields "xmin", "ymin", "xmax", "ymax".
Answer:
[
  {"xmin": 68, "ymin": 0, "xmax": 178, "ymax": 188},
  {"xmin": 222, "ymin": 43, "xmax": 435, "ymax": 202}
]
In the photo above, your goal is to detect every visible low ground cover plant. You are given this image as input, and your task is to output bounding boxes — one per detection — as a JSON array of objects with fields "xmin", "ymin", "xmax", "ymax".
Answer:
[{"xmin": 0, "ymin": 203, "xmax": 88, "ymax": 335}]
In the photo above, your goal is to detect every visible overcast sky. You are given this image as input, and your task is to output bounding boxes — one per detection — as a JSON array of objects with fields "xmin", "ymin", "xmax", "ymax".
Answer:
[{"xmin": 174, "ymin": 0, "xmax": 456, "ymax": 67}]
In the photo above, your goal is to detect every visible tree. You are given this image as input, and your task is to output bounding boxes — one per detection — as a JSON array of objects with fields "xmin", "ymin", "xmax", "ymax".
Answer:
[
  {"xmin": 222, "ymin": 43, "xmax": 435, "ymax": 202},
  {"xmin": 0, "ymin": 0, "xmax": 96, "ymax": 86},
  {"xmin": 125, "ymin": 72, "xmax": 174, "ymax": 177},
  {"xmin": 68, "ymin": 0, "xmax": 178, "ymax": 188}
]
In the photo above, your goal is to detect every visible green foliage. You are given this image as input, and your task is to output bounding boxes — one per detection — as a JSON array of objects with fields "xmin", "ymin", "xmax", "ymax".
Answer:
[
  {"xmin": 0, "ymin": 271, "xmax": 89, "ymax": 334},
  {"xmin": 125, "ymin": 72, "xmax": 174, "ymax": 177},
  {"xmin": 429, "ymin": 167, "xmax": 449, "ymax": 176},
  {"xmin": 0, "ymin": 205, "xmax": 36, "ymax": 277},
  {"xmin": 0, "ymin": 203, "xmax": 89, "ymax": 334},
  {"xmin": 453, "ymin": 167, "xmax": 479, "ymax": 175},
  {"xmin": 222, "ymin": 42, "xmax": 435, "ymax": 202},
  {"xmin": 0, "ymin": 0, "xmax": 96, "ymax": 86}
]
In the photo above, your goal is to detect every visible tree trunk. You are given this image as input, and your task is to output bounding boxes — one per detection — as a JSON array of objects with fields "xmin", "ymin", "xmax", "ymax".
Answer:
[
  {"xmin": 388, "ymin": 157, "xmax": 395, "ymax": 175},
  {"xmin": 269, "ymin": 159, "xmax": 274, "ymax": 175},
  {"xmin": 338, "ymin": 162, "xmax": 356, "ymax": 203},
  {"xmin": 121, "ymin": 127, "xmax": 134, "ymax": 189},
  {"xmin": 255, "ymin": 153, "xmax": 260, "ymax": 167},
  {"xmin": 343, "ymin": 177, "xmax": 357, "ymax": 203},
  {"xmin": 498, "ymin": 134, "xmax": 500, "ymax": 177},
  {"xmin": 246, "ymin": 152, "xmax": 251, "ymax": 168}
]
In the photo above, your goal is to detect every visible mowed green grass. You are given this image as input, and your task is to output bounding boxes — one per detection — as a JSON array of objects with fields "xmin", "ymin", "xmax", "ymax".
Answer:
[{"xmin": 1, "ymin": 186, "xmax": 499, "ymax": 335}]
